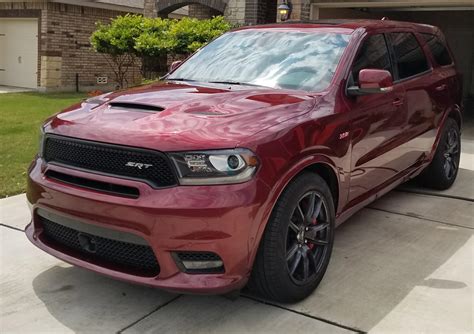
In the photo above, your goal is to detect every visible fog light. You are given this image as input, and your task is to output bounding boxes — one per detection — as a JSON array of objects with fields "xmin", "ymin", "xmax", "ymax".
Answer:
[
  {"xmin": 174, "ymin": 252, "xmax": 224, "ymax": 273},
  {"xmin": 182, "ymin": 260, "xmax": 223, "ymax": 270}
]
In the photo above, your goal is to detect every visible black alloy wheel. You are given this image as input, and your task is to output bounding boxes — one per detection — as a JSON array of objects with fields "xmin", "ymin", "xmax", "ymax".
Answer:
[
  {"xmin": 248, "ymin": 172, "xmax": 335, "ymax": 303},
  {"xmin": 286, "ymin": 191, "xmax": 331, "ymax": 285}
]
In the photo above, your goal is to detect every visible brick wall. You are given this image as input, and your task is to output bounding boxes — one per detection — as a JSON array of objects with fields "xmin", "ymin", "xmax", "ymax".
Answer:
[
  {"xmin": 0, "ymin": 1, "xmax": 141, "ymax": 92},
  {"xmin": 244, "ymin": 0, "xmax": 276, "ymax": 25},
  {"xmin": 42, "ymin": 2, "xmax": 141, "ymax": 91},
  {"xmin": 224, "ymin": 0, "xmax": 246, "ymax": 24},
  {"xmin": 188, "ymin": 4, "xmax": 222, "ymax": 19},
  {"xmin": 143, "ymin": 0, "xmax": 157, "ymax": 18},
  {"xmin": 286, "ymin": 0, "xmax": 310, "ymax": 21}
]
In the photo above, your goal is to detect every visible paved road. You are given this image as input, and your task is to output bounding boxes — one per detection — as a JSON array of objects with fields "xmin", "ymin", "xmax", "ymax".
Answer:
[{"xmin": 1, "ymin": 132, "xmax": 473, "ymax": 333}]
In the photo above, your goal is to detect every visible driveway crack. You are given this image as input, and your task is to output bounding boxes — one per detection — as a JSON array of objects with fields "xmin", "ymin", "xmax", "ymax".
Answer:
[
  {"xmin": 0, "ymin": 223, "xmax": 24, "ymax": 232},
  {"xmin": 366, "ymin": 207, "xmax": 473, "ymax": 230},
  {"xmin": 116, "ymin": 294, "xmax": 182, "ymax": 333},
  {"xmin": 242, "ymin": 294, "xmax": 366, "ymax": 333}
]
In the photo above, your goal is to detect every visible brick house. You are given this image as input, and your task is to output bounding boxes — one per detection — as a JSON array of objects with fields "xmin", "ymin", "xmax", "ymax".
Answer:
[{"xmin": 0, "ymin": 1, "xmax": 188, "ymax": 92}]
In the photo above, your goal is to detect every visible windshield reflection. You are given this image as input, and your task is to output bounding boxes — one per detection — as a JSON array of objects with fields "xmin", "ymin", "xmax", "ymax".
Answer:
[{"xmin": 168, "ymin": 30, "xmax": 351, "ymax": 92}]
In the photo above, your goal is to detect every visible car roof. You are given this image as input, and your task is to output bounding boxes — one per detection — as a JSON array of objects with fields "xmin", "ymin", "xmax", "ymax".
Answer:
[{"xmin": 235, "ymin": 19, "xmax": 439, "ymax": 34}]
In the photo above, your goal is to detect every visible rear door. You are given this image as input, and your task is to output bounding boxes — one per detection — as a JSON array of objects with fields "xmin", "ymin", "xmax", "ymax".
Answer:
[
  {"xmin": 386, "ymin": 32, "xmax": 436, "ymax": 163},
  {"xmin": 420, "ymin": 32, "xmax": 459, "ymax": 121}
]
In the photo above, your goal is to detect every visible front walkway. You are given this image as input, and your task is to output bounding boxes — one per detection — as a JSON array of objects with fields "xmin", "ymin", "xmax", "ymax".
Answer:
[{"xmin": 0, "ymin": 85, "xmax": 35, "ymax": 94}]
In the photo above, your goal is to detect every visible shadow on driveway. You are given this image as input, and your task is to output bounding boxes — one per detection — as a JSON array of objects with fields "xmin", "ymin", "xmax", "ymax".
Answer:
[{"xmin": 31, "ymin": 207, "xmax": 472, "ymax": 332}]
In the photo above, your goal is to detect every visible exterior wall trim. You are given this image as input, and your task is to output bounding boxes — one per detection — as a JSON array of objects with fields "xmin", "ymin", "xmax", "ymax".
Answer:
[{"xmin": 156, "ymin": 0, "xmax": 228, "ymax": 15}]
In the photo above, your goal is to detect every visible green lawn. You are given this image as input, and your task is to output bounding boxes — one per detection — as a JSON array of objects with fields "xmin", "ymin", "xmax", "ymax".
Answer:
[{"xmin": 0, "ymin": 92, "xmax": 86, "ymax": 197}]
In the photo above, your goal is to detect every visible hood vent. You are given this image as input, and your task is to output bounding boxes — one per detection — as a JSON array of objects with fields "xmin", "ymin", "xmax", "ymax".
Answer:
[{"xmin": 108, "ymin": 102, "xmax": 165, "ymax": 113}]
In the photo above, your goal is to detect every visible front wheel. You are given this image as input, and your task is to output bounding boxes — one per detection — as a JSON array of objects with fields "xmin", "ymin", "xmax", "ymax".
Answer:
[
  {"xmin": 417, "ymin": 118, "xmax": 461, "ymax": 190},
  {"xmin": 248, "ymin": 173, "xmax": 335, "ymax": 303}
]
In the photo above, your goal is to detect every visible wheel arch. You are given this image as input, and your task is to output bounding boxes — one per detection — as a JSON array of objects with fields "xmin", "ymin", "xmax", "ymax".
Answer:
[
  {"xmin": 248, "ymin": 157, "xmax": 342, "ymax": 267},
  {"xmin": 298, "ymin": 163, "xmax": 340, "ymax": 214},
  {"xmin": 247, "ymin": 157, "xmax": 342, "ymax": 284},
  {"xmin": 447, "ymin": 104, "xmax": 463, "ymax": 131}
]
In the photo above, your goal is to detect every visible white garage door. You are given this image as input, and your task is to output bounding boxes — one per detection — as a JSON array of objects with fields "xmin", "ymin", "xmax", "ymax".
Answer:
[{"xmin": 0, "ymin": 18, "xmax": 38, "ymax": 89}]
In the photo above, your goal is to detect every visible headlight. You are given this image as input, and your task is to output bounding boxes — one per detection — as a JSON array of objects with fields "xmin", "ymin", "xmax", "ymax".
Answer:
[{"xmin": 169, "ymin": 149, "xmax": 259, "ymax": 185}]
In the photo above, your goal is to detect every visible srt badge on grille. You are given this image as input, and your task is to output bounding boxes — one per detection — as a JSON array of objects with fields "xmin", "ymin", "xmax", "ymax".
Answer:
[{"xmin": 125, "ymin": 161, "xmax": 153, "ymax": 169}]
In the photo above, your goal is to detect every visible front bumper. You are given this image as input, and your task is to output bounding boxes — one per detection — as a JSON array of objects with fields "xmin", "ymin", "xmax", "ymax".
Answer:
[{"xmin": 26, "ymin": 157, "xmax": 271, "ymax": 294}]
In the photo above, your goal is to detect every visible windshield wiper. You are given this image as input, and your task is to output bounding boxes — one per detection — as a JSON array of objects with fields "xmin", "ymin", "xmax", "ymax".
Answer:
[
  {"xmin": 208, "ymin": 80, "xmax": 269, "ymax": 88},
  {"xmin": 167, "ymin": 78, "xmax": 197, "ymax": 82}
]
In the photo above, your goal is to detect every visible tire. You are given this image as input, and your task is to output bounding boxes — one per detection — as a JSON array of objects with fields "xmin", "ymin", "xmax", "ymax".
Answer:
[
  {"xmin": 248, "ymin": 172, "xmax": 335, "ymax": 303},
  {"xmin": 417, "ymin": 118, "xmax": 461, "ymax": 190}
]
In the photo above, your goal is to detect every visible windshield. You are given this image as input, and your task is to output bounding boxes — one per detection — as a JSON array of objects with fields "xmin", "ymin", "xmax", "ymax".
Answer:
[{"xmin": 168, "ymin": 30, "xmax": 351, "ymax": 92}]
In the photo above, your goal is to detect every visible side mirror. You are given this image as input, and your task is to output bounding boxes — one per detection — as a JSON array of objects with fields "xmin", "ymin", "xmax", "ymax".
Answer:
[
  {"xmin": 169, "ymin": 60, "xmax": 183, "ymax": 73},
  {"xmin": 347, "ymin": 69, "xmax": 394, "ymax": 96}
]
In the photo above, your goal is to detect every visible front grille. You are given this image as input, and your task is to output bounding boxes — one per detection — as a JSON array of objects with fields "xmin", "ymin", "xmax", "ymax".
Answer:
[
  {"xmin": 39, "ymin": 216, "xmax": 160, "ymax": 276},
  {"xmin": 45, "ymin": 170, "xmax": 140, "ymax": 199},
  {"xmin": 43, "ymin": 135, "xmax": 177, "ymax": 188}
]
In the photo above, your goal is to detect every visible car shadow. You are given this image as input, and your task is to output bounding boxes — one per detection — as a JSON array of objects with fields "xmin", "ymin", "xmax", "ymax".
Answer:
[
  {"xmin": 32, "ymin": 207, "xmax": 472, "ymax": 332},
  {"xmin": 31, "ymin": 265, "xmax": 177, "ymax": 333}
]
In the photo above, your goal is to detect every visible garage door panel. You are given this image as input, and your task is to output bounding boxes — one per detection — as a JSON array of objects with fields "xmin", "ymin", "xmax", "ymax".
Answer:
[{"xmin": 0, "ymin": 18, "xmax": 38, "ymax": 89}]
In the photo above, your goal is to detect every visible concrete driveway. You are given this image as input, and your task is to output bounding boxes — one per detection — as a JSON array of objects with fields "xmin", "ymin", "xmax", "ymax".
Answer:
[
  {"xmin": 0, "ymin": 85, "xmax": 35, "ymax": 94},
  {"xmin": 1, "ymin": 126, "xmax": 473, "ymax": 333}
]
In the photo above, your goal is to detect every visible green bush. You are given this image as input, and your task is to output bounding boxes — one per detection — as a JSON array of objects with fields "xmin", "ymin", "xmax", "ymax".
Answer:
[
  {"xmin": 169, "ymin": 16, "xmax": 232, "ymax": 54},
  {"xmin": 90, "ymin": 14, "xmax": 232, "ymax": 85},
  {"xmin": 91, "ymin": 14, "xmax": 144, "ymax": 56},
  {"xmin": 134, "ymin": 17, "xmax": 176, "ymax": 57}
]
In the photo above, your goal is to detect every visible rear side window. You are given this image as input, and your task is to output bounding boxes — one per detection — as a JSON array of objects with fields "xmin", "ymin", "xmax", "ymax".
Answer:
[
  {"xmin": 388, "ymin": 32, "xmax": 430, "ymax": 80},
  {"xmin": 351, "ymin": 34, "xmax": 392, "ymax": 85},
  {"xmin": 421, "ymin": 33, "xmax": 453, "ymax": 66}
]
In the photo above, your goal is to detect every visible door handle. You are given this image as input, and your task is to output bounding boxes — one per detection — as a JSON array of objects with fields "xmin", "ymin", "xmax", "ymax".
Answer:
[
  {"xmin": 435, "ymin": 84, "xmax": 447, "ymax": 92},
  {"xmin": 392, "ymin": 98, "xmax": 404, "ymax": 107}
]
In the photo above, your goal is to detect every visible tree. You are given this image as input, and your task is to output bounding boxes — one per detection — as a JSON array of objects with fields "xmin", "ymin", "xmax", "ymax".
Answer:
[
  {"xmin": 168, "ymin": 16, "xmax": 232, "ymax": 55},
  {"xmin": 91, "ymin": 15, "xmax": 233, "ymax": 84},
  {"xmin": 90, "ymin": 14, "xmax": 143, "ymax": 88}
]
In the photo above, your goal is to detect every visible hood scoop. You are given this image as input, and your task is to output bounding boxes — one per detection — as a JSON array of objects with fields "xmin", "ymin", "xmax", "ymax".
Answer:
[{"xmin": 108, "ymin": 102, "xmax": 165, "ymax": 113}]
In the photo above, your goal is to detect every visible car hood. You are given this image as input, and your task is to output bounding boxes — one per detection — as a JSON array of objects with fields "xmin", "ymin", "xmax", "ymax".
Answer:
[{"xmin": 46, "ymin": 82, "xmax": 318, "ymax": 151}]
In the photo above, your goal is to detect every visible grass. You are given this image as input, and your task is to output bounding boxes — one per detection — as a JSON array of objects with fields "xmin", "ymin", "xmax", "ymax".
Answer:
[{"xmin": 0, "ymin": 92, "xmax": 86, "ymax": 197}]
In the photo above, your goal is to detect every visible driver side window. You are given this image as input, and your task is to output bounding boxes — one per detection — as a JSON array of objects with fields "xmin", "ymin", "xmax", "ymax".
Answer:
[{"xmin": 351, "ymin": 34, "xmax": 392, "ymax": 86}]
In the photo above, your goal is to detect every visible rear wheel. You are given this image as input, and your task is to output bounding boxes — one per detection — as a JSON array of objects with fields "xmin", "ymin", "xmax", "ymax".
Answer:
[
  {"xmin": 248, "ymin": 173, "xmax": 335, "ymax": 303},
  {"xmin": 417, "ymin": 118, "xmax": 461, "ymax": 190}
]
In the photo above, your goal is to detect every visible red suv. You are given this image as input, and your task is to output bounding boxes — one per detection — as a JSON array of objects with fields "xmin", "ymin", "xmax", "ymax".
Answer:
[{"xmin": 26, "ymin": 19, "xmax": 462, "ymax": 302}]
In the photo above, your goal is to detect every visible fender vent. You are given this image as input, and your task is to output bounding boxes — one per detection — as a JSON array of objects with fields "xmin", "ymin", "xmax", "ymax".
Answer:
[{"xmin": 108, "ymin": 102, "xmax": 164, "ymax": 113}]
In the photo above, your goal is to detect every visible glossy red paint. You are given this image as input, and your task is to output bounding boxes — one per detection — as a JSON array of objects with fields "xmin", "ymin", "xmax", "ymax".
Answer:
[
  {"xmin": 358, "ymin": 69, "xmax": 393, "ymax": 90},
  {"xmin": 26, "ymin": 20, "xmax": 463, "ymax": 294}
]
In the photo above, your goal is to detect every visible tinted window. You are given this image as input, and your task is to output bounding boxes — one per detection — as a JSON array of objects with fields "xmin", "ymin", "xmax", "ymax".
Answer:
[
  {"xmin": 421, "ymin": 33, "xmax": 453, "ymax": 66},
  {"xmin": 351, "ymin": 34, "xmax": 392, "ymax": 85},
  {"xmin": 388, "ymin": 33, "xmax": 430, "ymax": 79},
  {"xmin": 169, "ymin": 31, "xmax": 351, "ymax": 92}
]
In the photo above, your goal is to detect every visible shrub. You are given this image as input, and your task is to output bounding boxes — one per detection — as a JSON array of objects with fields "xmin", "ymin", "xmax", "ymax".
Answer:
[
  {"xmin": 91, "ymin": 15, "xmax": 232, "ymax": 86},
  {"xmin": 90, "ymin": 14, "xmax": 144, "ymax": 88}
]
